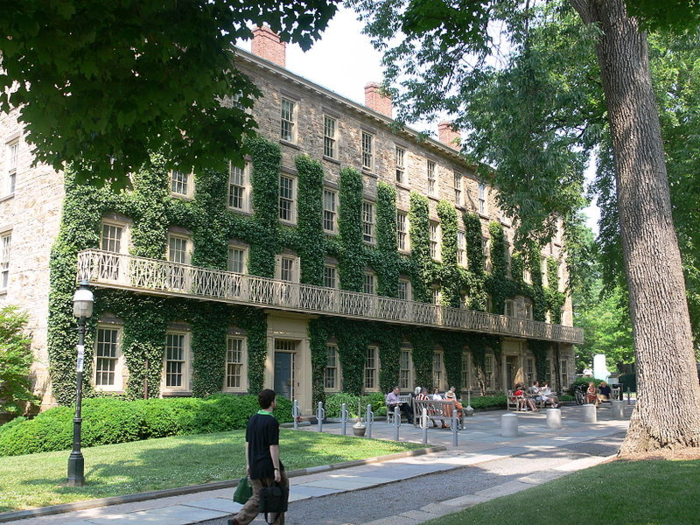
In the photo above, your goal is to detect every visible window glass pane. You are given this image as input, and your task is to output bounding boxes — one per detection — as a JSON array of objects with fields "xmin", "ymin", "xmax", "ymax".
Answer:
[
  {"xmin": 95, "ymin": 328, "xmax": 119, "ymax": 386},
  {"xmin": 362, "ymin": 202, "xmax": 374, "ymax": 243},
  {"xmin": 165, "ymin": 333, "xmax": 186, "ymax": 387},
  {"xmin": 362, "ymin": 132, "xmax": 373, "ymax": 170},
  {"xmin": 395, "ymin": 147, "xmax": 405, "ymax": 183},
  {"xmin": 228, "ymin": 247, "xmax": 245, "ymax": 273},
  {"xmin": 324, "ymin": 266, "xmax": 336, "ymax": 288},
  {"xmin": 0, "ymin": 234, "xmax": 11, "ymax": 289},
  {"xmin": 279, "ymin": 176, "xmax": 294, "ymax": 221},
  {"xmin": 281, "ymin": 99, "xmax": 295, "ymax": 141},
  {"xmin": 101, "ymin": 224, "xmax": 123, "ymax": 253},
  {"xmin": 228, "ymin": 163, "xmax": 247, "ymax": 210},
  {"xmin": 226, "ymin": 337, "xmax": 244, "ymax": 388},
  {"xmin": 324, "ymin": 116, "xmax": 336, "ymax": 158},
  {"xmin": 323, "ymin": 190, "xmax": 336, "ymax": 231}
]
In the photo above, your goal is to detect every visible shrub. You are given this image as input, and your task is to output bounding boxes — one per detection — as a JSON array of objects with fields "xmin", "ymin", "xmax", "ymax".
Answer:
[
  {"xmin": 618, "ymin": 373, "xmax": 636, "ymax": 393},
  {"xmin": 468, "ymin": 395, "xmax": 507, "ymax": 410},
  {"xmin": 0, "ymin": 306, "xmax": 38, "ymax": 415},
  {"xmin": 0, "ymin": 394, "xmax": 293, "ymax": 457},
  {"xmin": 324, "ymin": 392, "xmax": 364, "ymax": 418},
  {"xmin": 567, "ymin": 377, "xmax": 603, "ymax": 395}
]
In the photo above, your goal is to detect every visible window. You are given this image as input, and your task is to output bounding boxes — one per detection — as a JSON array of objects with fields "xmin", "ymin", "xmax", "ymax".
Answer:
[
  {"xmin": 461, "ymin": 352, "xmax": 471, "ymax": 391},
  {"xmin": 279, "ymin": 174, "xmax": 296, "ymax": 223},
  {"xmin": 324, "ymin": 265, "xmax": 337, "ymax": 289},
  {"xmin": 323, "ymin": 189, "xmax": 337, "ymax": 233},
  {"xmin": 478, "ymin": 183, "xmax": 487, "ymax": 215},
  {"xmin": 526, "ymin": 357, "xmax": 535, "ymax": 385},
  {"xmin": 433, "ymin": 351, "xmax": 444, "ymax": 390},
  {"xmin": 225, "ymin": 336, "xmax": 245, "ymax": 389},
  {"xmin": 101, "ymin": 223, "xmax": 123, "ymax": 253},
  {"xmin": 280, "ymin": 256, "xmax": 297, "ymax": 282},
  {"xmin": 399, "ymin": 350, "xmax": 412, "ymax": 390},
  {"xmin": 280, "ymin": 99, "xmax": 296, "ymax": 142},
  {"xmin": 454, "ymin": 172, "xmax": 463, "ymax": 205},
  {"xmin": 0, "ymin": 233, "xmax": 10, "ymax": 291},
  {"xmin": 364, "ymin": 272, "xmax": 376, "ymax": 295},
  {"xmin": 432, "ymin": 287, "xmax": 441, "ymax": 305},
  {"xmin": 504, "ymin": 299, "xmax": 514, "ymax": 317},
  {"xmin": 227, "ymin": 245, "xmax": 247, "ymax": 273},
  {"xmin": 95, "ymin": 327, "xmax": 122, "ymax": 389},
  {"xmin": 164, "ymin": 332, "xmax": 189, "ymax": 390},
  {"xmin": 457, "ymin": 230, "xmax": 466, "ymax": 266},
  {"xmin": 168, "ymin": 234, "xmax": 190, "ymax": 264},
  {"xmin": 325, "ymin": 345, "xmax": 339, "ymax": 390},
  {"xmin": 324, "ymin": 116, "xmax": 337, "ymax": 158},
  {"xmin": 427, "ymin": 160, "xmax": 436, "ymax": 195},
  {"xmin": 545, "ymin": 358, "xmax": 552, "ymax": 385},
  {"xmin": 395, "ymin": 147, "xmax": 406, "ymax": 184},
  {"xmin": 362, "ymin": 132, "xmax": 374, "ymax": 171},
  {"xmin": 398, "ymin": 279, "xmax": 411, "ymax": 301},
  {"xmin": 524, "ymin": 301, "xmax": 533, "ymax": 320},
  {"xmin": 485, "ymin": 354, "xmax": 493, "ymax": 389},
  {"xmin": 170, "ymin": 170, "xmax": 192, "ymax": 197},
  {"xmin": 560, "ymin": 359, "xmax": 569, "ymax": 391},
  {"xmin": 5, "ymin": 140, "xmax": 18, "ymax": 195},
  {"xmin": 430, "ymin": 221, "xmax": 440, "ymax": 260},
  {"xmin": 364, "ymin": 346, "xmax": 378, "ymax": 390},
  {"xmin": 362, "ymin": 202, "xmax": 375, "ymax": 243},
  {"xmin": 397, "ymin": 212, "xmax": 409, "ymax": 252},
  {"xmin": 100, "ymin": 221, "xmax": 128, "ymax": 280},
  {"xmin": 523, "ymin": 267, "xmax": 532, "ymax": 284},
  {"xmin": 482, "ymin": 237, "xmax": 490, "ymax": 270},
  {"xmin": 228, "ymin": 162, "xmax": 250, "ymax": 212}
]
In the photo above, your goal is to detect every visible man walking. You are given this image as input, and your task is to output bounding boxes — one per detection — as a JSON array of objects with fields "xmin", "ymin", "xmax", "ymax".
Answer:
[{"xmin": 229, "ymin": 389, "xmax": 288, "ymax": 525}]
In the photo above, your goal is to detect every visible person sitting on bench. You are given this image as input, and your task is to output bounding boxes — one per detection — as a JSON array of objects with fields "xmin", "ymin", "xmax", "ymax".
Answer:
[
  {"xmin": 596, "ymin": 381, "xmax": 612, "ymax": 406},
  {"xmin": 386, "ymin": 386, "xmax": 414, "ymax": 424}
]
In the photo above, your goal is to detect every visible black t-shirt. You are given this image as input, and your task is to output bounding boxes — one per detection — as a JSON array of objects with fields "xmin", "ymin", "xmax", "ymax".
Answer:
[
  {"xmin": 599, "ymin": 385, "xmax": 612, "ymax": 397},
  {"xmin": 246, "ymin": 412, "xmax": 283, "ymax": 480}
]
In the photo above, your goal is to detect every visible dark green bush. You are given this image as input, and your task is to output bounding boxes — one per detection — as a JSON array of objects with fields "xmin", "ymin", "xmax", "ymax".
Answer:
[
  {"xmin": 0, "ymin": 394, "xmax": 294, "ymax": 457},
  {"xmin": 618, "ymin": 373, "xmax": 636, "ymax": 393},
  {"xmin": 566, "ymin": 377, "xmax": 603, "ymax": 395},
  {"xmin": 468, "ymin": 395, "xmax": 507, "ymax": 409},
  {"xmin": 324, "ymin": 392, "xmax": 387, "ymax": 418}
]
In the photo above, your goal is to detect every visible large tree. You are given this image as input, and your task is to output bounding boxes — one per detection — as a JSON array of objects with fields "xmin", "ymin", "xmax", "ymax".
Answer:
[
  {"xmin": 352, "ymin": 0, "xmax": 700, "ymax": 454},
  {"xmin": 0, "ymin": 0, "xmax": 339, "ymax": 187}
]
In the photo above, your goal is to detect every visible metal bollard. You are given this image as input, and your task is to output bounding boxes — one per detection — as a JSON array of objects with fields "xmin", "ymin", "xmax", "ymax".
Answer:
[
  {"xmin": 452, "ymin": 410, "xmax": 459, "ymax": 446},
  {"xmin": 626, "ymin": 387, "xmax": 631, "ymax": 405},
  {"xmin": 393, "ymin": 405, "xmax": 401, "ymax": 441},
  {"xmin": 422, "ymin": 407, "xmax": 428, "ymax": 445},
  {"xmin": 292, "ymin": 399, "xmax": 299, "ymax": 430},
  {"xmin": 317, "ymin": 401, "xmax": 325, "ymax": 433},
  {"xmin": 340, "ymin": 403, "xmax": 348, "ymax": 436},
  {"xmin": 365, "ymin": 404, "xmax": 374, "ymax": 438}
]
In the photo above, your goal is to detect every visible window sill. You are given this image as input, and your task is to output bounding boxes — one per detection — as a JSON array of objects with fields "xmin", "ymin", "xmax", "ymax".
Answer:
[
  {"xmin": 478, "ymin": 212, "xmax": 490, "ymax": 220},
  {"xmin": 361, "ymin": 168, "xmax": 377, "ymax": 179},
  {"xmin": 227, "ymin": 208, "xmax": 253, "ymax": 217},
  {"xmin": 161, "ymin": 390, "xmax": 193, "ymax": 397},
  {"xmin": 0, "ymin": 193, "xmax": 15, "ymax": 203},
  {"xmin": 395, "ymin": 183, "xmax": 411, "ymax": 191},
  {"xmin": 428, "ymin": 195, "xmax": 440, "ymax": 202},
  {"xmin": 280, "ymin": 219, "xmax": 298, "ymax": 227},
  {"xmin": 323, "ymin": 155, "xmax": 340, "ymax": 165},
  {"xmin": 171, "ymin": 194, "xmax": 195, "ymax": 201},
  {"xmin": 280, "ymin": 139, "xmax": 301, "ymax": 150}
]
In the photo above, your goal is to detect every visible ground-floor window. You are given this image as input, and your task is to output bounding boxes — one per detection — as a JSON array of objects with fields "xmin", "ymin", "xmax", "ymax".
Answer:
[
  {"xmin": 164, "ymin": 331, "xmax": 189, "ymax": 390},
  {"xmin": 526, "ymin": 357, "xmax": 535, "ymax": 385},
  {"xmin": 485, "ymin": 354, "xmax": 494, "ymax": 389},
  {"xmin": 325, "ymin": 344, "xmax": 340, "ymax": 391},
  {"xmin": 461, "ymin": 352, "xmax": 471, "ymax": 391},
  {"xmin": 433, "ymin": 351, "xmax": 445, "ymax": 391},
  {"xmin": 560, "ymin": 359, "xmax": 569, "ymax": 391},
  {"xmin": 94, "ymin": 326, "xmax": 122, "ymax": 390},
  {"xmin": 399, "ymin": 349, "xmax": 412, "ymax": 390},
  {"xmin": 225, "ymin": 336, "xmax": 246, "ymax": 390},
  {"xmin": 364, "ymin": 346, "xmax": 379, "ymax": 391}
]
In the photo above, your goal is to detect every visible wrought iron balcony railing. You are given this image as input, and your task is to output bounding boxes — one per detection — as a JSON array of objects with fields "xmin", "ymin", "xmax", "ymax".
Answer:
[{"xmin": 76, "ymin": 249, "xmax": 584, "ymax": 344}]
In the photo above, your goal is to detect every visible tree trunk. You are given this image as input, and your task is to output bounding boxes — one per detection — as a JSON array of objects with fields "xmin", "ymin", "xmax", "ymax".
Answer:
[{"xmin": 571, "ymin": 0, "xmax": 700, "ymax": 454}]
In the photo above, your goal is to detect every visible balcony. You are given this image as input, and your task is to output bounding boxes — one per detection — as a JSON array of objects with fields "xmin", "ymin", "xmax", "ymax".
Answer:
[{"xmin": 76, "ymin": 249, "xmax": 584, "ymax": 344}]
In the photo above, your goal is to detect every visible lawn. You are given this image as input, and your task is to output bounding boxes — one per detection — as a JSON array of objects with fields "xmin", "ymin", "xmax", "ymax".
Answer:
[
  {"xmin": 424, "ymin": 457, "xmax": 700, "ymax": 525},
  {"xmin": 0, "ymin": 429, "xmax": 423, "ymax": 513}
]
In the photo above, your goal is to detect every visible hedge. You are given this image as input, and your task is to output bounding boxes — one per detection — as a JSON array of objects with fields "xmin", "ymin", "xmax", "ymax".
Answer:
[
  {"xmin": 0, "ymin": 395, "xmax": 292, "ymax": 457},
  {"xmin": 324, "ymin": 392, "xmax": 387, "ymax": 418}
]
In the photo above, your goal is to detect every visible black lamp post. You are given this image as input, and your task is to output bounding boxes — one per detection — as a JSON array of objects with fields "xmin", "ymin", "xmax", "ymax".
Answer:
[{"xmin": 67, "ymin": 281, "xmax": 94, "ymax": 487}]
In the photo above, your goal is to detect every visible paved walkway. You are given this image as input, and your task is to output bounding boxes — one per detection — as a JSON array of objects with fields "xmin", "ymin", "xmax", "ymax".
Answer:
[{"xmin": 3, "ymin": 403, "xmax": 633, "ymax": 525}]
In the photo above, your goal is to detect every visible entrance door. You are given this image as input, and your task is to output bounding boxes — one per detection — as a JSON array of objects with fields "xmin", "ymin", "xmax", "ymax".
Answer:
[{"xmin": 274, "ymin": 352, "xmax": 292, "ymax": 399}]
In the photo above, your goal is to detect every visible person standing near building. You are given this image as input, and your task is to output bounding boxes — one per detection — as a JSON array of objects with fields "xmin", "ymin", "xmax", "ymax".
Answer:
[{"xmin": 229, "ymin": 389, "xmax": 288, "ymax": 525}]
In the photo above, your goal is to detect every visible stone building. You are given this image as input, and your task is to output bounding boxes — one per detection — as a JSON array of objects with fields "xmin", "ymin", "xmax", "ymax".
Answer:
[{"xmin": 0, "ymin": 27, "xmax": 582, "ymax": 412}]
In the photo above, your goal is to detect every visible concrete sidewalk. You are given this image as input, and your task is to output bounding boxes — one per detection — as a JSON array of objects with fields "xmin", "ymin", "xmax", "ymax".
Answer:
[{"xmin": 3, "ymin": 403, "xmax": 633, "ymax": 525}]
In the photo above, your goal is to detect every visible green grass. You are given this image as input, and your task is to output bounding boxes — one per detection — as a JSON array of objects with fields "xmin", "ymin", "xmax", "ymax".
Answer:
[
  {"xmin": 424, "ymin": 458, "xmax": 700, "ymax": 525},
  {"xmin": 0, "ymin": 429, "xmax": 423, "ymax": 513}
]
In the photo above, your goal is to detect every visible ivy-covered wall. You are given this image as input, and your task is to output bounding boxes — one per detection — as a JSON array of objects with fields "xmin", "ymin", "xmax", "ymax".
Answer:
[{"xmin": 47, "ymin": 134, "xmax": 568, "ymax": 406}]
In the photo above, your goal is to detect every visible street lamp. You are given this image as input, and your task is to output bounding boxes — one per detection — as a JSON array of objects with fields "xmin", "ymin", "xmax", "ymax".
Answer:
[{"xmin": 67, "ymin": 281, "xmax": 94, "ymax": 487}]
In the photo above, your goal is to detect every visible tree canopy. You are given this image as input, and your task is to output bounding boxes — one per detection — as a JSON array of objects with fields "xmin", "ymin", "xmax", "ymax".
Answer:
[{"xmin": 0, "ymin": 0, "xmax": 339, "ymax": 187}]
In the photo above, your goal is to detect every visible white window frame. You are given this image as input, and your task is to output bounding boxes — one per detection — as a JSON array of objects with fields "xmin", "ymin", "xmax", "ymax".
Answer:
[
  {"xmin": 397, "ymin": 211, "xmax": 409, "ymax": 252},
  {"xmin": 94, "ymin": 325, "xmax": 124, "ymax": 391},
  {"xmin": 364, "ymin": 346, "xmax": 379, "ymax": 391},
  {"xmin": 398, "ymin": 278, "xmax": 411, "ymax": 301},
  {"xmin": 427, "ymin": 160, "xmax": 436, "ymax": 195},
  {"xmin": 364, "ymin": 271, "xmax": 376, "ymax": 295},
  {"xmin": 325, "ymin": 344, "xmax": 341, "ymax": 392},
  {"xmin": 5, "ymin": 139, "xmax": 18, "ymax": 196},
  {"xmin": 454, "ymin": 171, "xmax": 463, "ymax": 205},
  {"xmin": 362, "ymin": 132, "xmax": 374, "ymax": 172},
  {"xmin": 505, "ymin": 299, "xmax": 514, "ymax": 317},
  {"xmin": 324, "ymin": 264, "xmax": 337, "ymax": 289},
  {"xmin": 485, "ymin": 354, "xmax": 494, "ymax": 389},
  {"xmin": 280, "ymin": 98, "xmax": 296, "ymax": 143},
  {"xmin": 461, "ymin": 352, "xmax": 472, "ymax": 391},
  {"xmin": 167, "ymin": 233, "xmax": 192, "ymax": 265},
  {"xmin": 433, "ymin": 350, "xmax": 445, "ymax": 390},
  {"xmin": 526, "ymin": 357, "xmax": 535, "ymax": 385},
  {"xmin": 228, "ymin": 161, "xmax": 251, "ymax": 212},
  {"xmin": 170, "ymin": 170, "xmax": 193, "ymax": 198},
  {"xmin": 395, "ymin": 146, "xmax": 406, "ymax": 184},
  {"xmin": 323, "ymin": 115, "xmax": 337, "ymax": 158},
  {"xmin": 0, "ymin": 232, "xmax": 10, "ymax": 291},
  {"xmin": 362, "ymin": 201, "xmax": 375, "ymax": 244},
  {"xmin": 224, "ymin": 335, "xmax": 247, "ymax": 391},
  {"xmin": 399, "ymin": 349, "xmax": 413, "ymax": 390},
  {"xmin": 279, "ymin": 174, "xmax": 297, "ymax": 224},
  {"xmin": 560, "ymin": 359, "xmax": 569, "ymax": 391},
  {"xmin": 478, "ymin": 182, "xmax": 488, "ymax": 215},
  {"xmin": 276, "ymin": 254, "xmax": 299, "ymax": 283},
  {"xmin": 482, "ymin": 236, "xmax": 490, "ymax": 271},
  {"xmin": 432, "ymin": 286, "xmax": 441, "ymax": 305},
  {"xmin": 430, "ymin": 221, "xmax": 441, "ymax": 261},
  {"xmin": 323, "ymin": 189, "xmax": 338, "ymax": 233},
  {"xmin": 227, "ymin": 244, "xmax": 248, "ymax": 274},
  {"xmin": 163, "ymin": 331, "xmax": 191, "ymax": 392},
  {"xmin": 457, "ymin": 230, "xmax": 466, "ymax": 266}
]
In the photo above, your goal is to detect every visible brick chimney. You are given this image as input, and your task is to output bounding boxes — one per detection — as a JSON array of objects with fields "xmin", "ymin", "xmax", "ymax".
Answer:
[
  {"xmin": 364, "ymin": 83, "xmax": 393, "ymax": 118},
  {"xmin": 438, "ymin": 121, "xmax": 461, "ymax": 150},
  {"xmin": 252, "ymin": 26, "xmax": 286, "ymax": 68}
]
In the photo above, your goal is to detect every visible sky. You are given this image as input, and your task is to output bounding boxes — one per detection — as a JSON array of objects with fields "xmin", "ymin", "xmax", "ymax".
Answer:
[{"xmin": 238, "ymin": 7, "xmax": 601, "ymax": 234}]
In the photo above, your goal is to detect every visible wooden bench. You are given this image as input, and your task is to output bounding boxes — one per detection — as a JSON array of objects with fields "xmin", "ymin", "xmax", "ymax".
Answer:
[
  {"xmin": 507, "ymin": 390, "xmax": 527, "ymax": 411},
  {"xmin": 386, "ymin": 394, "xmax": 413, "ymax": 424},
  {"xmin": 412, "ymin": 398, "xmax": 462, "ymax": 429}
]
